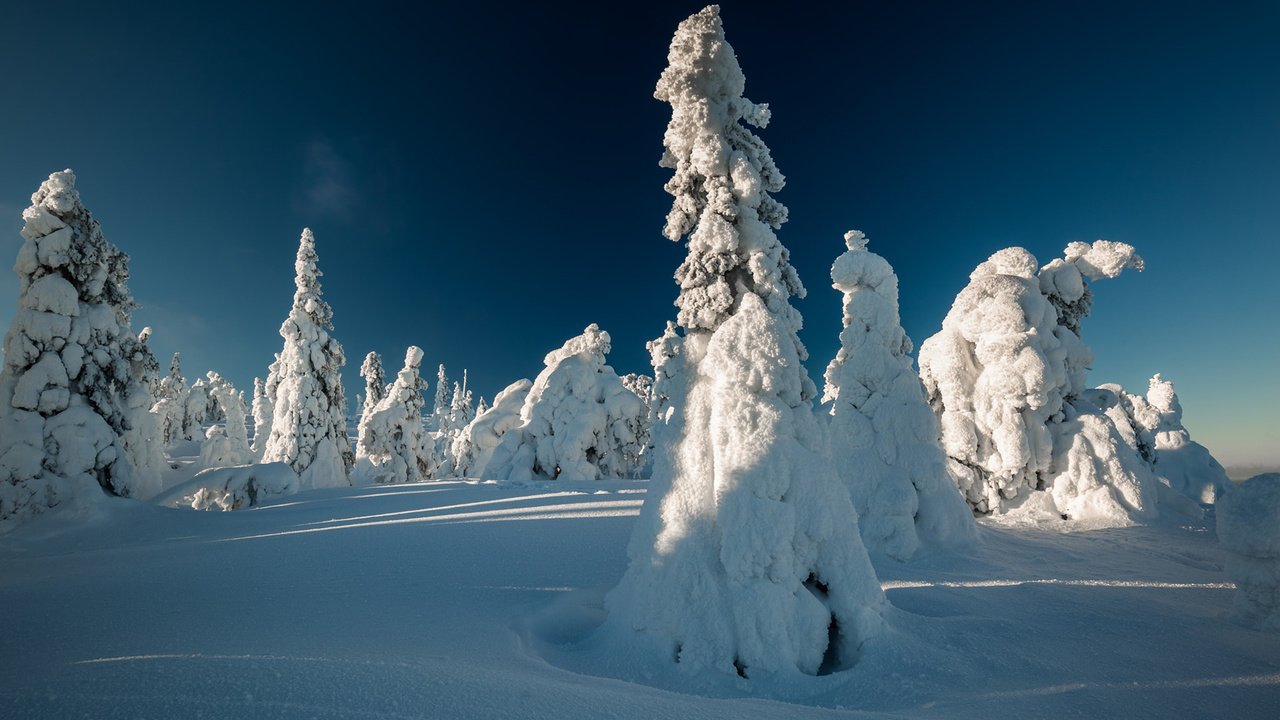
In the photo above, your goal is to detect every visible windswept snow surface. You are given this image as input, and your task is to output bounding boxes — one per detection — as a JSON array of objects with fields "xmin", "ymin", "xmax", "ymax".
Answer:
[{"xmin": 1, "ymin": 481, "xmax": 1277, "ymax": 719}]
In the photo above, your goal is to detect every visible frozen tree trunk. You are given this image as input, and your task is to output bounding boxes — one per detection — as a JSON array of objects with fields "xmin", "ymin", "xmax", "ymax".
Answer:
[
  {"xmin": 822, "ymin": 231, "xmax": 975, "ymax": 560},
  {"xmin": 602, "ymin": 7, "xmax": 886, "ymax": 680},
  {"xmin": 0, "ymin": 170, "xmax": 161, "ymax": 525},
  {"xmin": 261, "ymin": 229, "xmax": 352, "ymax": 490}
]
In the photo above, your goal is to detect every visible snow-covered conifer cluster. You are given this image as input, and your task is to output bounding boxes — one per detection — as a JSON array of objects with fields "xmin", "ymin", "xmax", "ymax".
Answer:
[{"xmin": 355, "ymin": 346, "xmax": 433, "ymax": 484}]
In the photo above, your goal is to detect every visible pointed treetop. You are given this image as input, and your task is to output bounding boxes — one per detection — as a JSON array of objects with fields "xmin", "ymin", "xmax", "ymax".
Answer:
[
  {"xmin": 288, "ymin": 228, "xmax": 333, "ymax": 331},
  {"xmin": 843, "ymin": 229, "xmax": 868, "ymax": 251}
]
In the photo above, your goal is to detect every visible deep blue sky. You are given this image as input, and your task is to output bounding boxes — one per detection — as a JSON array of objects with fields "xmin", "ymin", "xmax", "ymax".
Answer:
[{"xmin": 1, "ymin": 1, "xmax": 1276, "ymax": 466}]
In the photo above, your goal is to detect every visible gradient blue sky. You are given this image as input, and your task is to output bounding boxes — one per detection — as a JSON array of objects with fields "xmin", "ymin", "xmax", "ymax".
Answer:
[{"xmin": 1, "ymin": 1, "xmax": 1276, "ymax": 466}]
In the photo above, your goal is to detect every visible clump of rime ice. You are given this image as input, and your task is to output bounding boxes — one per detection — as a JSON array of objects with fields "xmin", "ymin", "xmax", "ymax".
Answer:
[
  {"xmin": 0, "ymin": 170, "xmax": 162, "ymax": 525},
  {"xmin": 600, "ymin": 7, "xmax": 886, "ymax": 681},
  {"xmin": 1217, "ymin": 474, "xmax": 1280, "ymax": 631},
  {"xmin": 260, "ymin": 229, "xmax": 353, "ymax": 490},
  {"xmin": 479, "ymin": 325, "xmax": 647, "ymax": 482},
  {"xmin": 822, "ymin": 230, "xmax": 975, "ymax": 560}
]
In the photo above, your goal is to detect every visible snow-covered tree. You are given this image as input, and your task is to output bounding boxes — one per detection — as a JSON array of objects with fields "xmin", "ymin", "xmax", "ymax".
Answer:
[
  {"xmin": 432, "ymin": 364, "xmax": 450, "ymax": 432},
  {"xmin": 153, "ymin": 352, "xmax": 190, "ymax": 446},
  {"xmin": 355, "ymin": 346, "xmax": 433, "ymax": 484},
  {"xmin": 182, "ymin": 377, "xmax": 210, "ymax": 442},
  {"xmin": 121, "ymin": 327, "xmax": 167, "ymax": 491},
  {"xmin": 822, "ymin": 230, "xmax": 975, "ymax": 560},
  {"xmin": 452, "ymin": 379, "xmax": 532, "ymax": 479},
  {"xmin": 250, "ymin": 377, "xmax": 272, "ymax": 457},
  {"xmin": 359, "ymin": 351, "xmax": 386, "ymax": 420},
  {"xmin": 261, "ymin": 229, "xmax": 353, "ymax": 489},
  {"xmin": 917, "ymin": 241, "xmax": 1143, "ymax": 516},
  {"xmin": 475, "ymin": 396, "xmax": 489, "ymax": 416},
  {"xmin": 0, "ymin": 170, "xmax": 162, "ymax": 525},
  {"xmin": 199, "ymin": 372, "xmax": 252, "ymax": 467},
  {"xmin": 480, "ymin": 325, "xmax": 648, "ymax": 482},
  {"xmin": 601, "ymin": 9, "xmax": 886, "ymax": 679},
  {"xmin": 1144, "ymin": 374, "xmax": 1229, "ymax": 504},
  {"xmin": 449, "ymin": 372, "xmax": 474, "ymax": 430}
]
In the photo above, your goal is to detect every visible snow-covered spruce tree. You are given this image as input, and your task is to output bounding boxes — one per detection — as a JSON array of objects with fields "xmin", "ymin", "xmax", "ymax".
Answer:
[
  {"xmin": 1138, "ymin": 374, "xmax": 1227, "ymax": 503},
  {"xmin": 356, "ymin": 346, "xmax": 432, "ymax": 483},
  {"xmin": 261, "ymin": 229, "xmax": 353, "ymax": 489},
  {"xmin": 917, "ymin": 241, "xmax": 1143, "ymax": 516},
  {"xmin": 432, "ymin": 364, "xmax": 450, "ymax": 433},
  {"xmin": 250, "ymin": 377, "xmax": 272, "ymax": 457},
  {"xmin": 122, "ymin": 327, "xmax": 167, "ymax": 491},
  {"xmin": 182, "ymin": 377, "xmax": 210, "ymax": 442},
  {"xmin": 359, "ymin": 351, "xmax": 386, "ymax": 422},
  {"xmin": 480, "ymin": 325, "xmax": 647, "ymax": 482},
  {"xmin": 198, "ymin": 371, "xmax": 253, "ymax": 467},
  {"xmin": 153, "ymin": 352, "xmax": 190, "ymax": 446},
  {"xmin": 822, "ymin": 230, "xmax": 975, "ymax": 560},
  {"xmin": 619, "ymin": 372, "xmax": 655, "ymax": 472},
  {"xmin": 601, "ymin": 8, "xmax": 886, "ymax": 679},
  {"xmin": 0, "ymin": 170, "xmax": 163, "ymax": 524},
  {"xmin": 453, "ymin": 378, "xmax": 533, "ymax": 478}
]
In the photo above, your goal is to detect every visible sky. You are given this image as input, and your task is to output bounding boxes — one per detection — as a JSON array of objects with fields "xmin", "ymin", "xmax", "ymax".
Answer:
[{"xmin": 0, "ymin": 0, "xmax": 1276, "ymax": 467}]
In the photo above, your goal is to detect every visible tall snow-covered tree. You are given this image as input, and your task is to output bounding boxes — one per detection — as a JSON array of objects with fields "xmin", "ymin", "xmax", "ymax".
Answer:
[
  {"xmin": 182, "ymin": 377, "xmax": 210, "ymax": 442},
  {"xmin": 153, "ymin": 352, "xmax": 190, "ymax": 445},
  {"xmin": 601, "ymin": 8, "xmax": 886, "ymax": 679},
  {"xmin": 356, "ymin": 346, "xmax": 432, "ymax": 483},
  {"xmin": 822, "ymin": 231, "xmax": 975, "ymax": 560},
  {"xmin": 122, "ymin": 327, "xmax": 167, "ymax": 491},
  {"xmin": 432, "ymin": 364, "xmax": 450, "ymax": 432},
  {"xmin": 0, "ymin": 170, "xmax": 162, "ymax": 525},
  {"xmin": 200, "ymin": 371, "xmax": 253, "ymax": 467},
  {"xmin": 261, "ymin": 229, "xmax": 353, "ymax": 489},
  {"xmin": 918, "ymin": 241, "xmax": 1144, "ymax": 517},
  {"xmin": 250, "ymin": 377, "xmax": 272, "ymax": 457},
  {"xmin": 479, "ymin": 325, "xmax": 648, "ymax": 482},
  {"xmin": 359, "ymin": 351, "xmax": 386, "ymax": 420}
]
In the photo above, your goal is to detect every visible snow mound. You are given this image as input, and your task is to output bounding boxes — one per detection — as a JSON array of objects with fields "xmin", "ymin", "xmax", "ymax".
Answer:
[
  {"xmin": 155, "ymin": 462, "xmax": 300, "ymax": 512},
  {"xmin": 1217, "ymin": 474, "xmax": 1280, "ymax": 630},
  {"xmin": 822, "ymin": 230, "xmax": 975, "ymax": 560}
]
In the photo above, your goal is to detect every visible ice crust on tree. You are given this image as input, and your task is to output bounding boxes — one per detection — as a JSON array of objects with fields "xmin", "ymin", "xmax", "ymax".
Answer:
[
  {"xmin": 918, "ymin": 241, "xmax": 1148, "ymax": 521},
  {"xmin": 0, "ymin": 170, "xmax": 162, "ymax": 525},
  {"xmin": 822, "ymin": 230, "xmax": 975, "ymax": 560},
  {"xmin": 355, "ymin": 346, "xmax": 434, "ymax": 484},
  {"xmin": 1217, "ymin": 474, "xmax": 1280, "ymax": 631},
  {"xmin": 601, "ymin": 8, "xmax": 886, "ymax": 680},
  {"xmin": 479, "ymin": 325, "xmax": 647, "ymax": 482},
  {"xmin": 261, "ymin": 229, "xmax": 353, "ymax": 490}
]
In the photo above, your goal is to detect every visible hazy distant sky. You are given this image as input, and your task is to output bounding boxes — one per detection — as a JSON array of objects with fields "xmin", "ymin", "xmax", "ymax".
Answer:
[{"xmin": 1, "ymin": 1, "xmax": 1276, "ymax": 465}]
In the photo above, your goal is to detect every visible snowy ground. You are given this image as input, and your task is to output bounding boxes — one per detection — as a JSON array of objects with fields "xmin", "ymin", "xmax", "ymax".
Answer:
[{"xmin": 2, "ymin": 481, "xmax": 1277, "ymax": 719}]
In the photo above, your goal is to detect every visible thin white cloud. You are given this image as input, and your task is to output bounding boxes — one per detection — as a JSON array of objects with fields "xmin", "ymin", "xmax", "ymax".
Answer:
[{"xmin": 295, "ymin": 138, "xmax": 358, "ymax": 220}]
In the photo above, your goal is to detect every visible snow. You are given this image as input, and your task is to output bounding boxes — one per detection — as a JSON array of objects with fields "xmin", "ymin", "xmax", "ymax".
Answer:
[
  {"xmin": 354, "ymin": 346, "xmax": 433, "ymax": 484},
  {"xmin": 1, "ymin": 479, "xmax": 1277, "ymax": 719},
  {"xmin": 1217, "ymin": 474, "xmax": 1280, "ymax": 631},
  {"xmin": 822, "ymin": 230, "xmax": 976, "ymax": 560}
]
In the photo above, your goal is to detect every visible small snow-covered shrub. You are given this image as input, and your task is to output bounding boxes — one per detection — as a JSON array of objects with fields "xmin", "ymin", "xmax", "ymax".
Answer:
[{"xmin": 1217, "ymin": 474, "xmax": 1280, "ymax": 630}]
